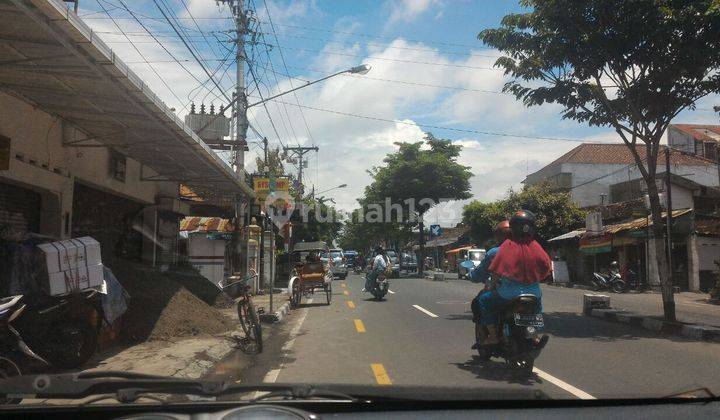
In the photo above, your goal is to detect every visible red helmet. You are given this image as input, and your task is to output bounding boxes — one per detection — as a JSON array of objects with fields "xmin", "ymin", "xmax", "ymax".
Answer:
[{"xmin": 494, "ymin": 220, "xmax": 511, "ymax": 242}]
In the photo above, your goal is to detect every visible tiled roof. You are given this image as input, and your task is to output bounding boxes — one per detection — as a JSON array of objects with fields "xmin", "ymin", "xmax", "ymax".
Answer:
[
  {"xmin": 671, "ymin": 124, "xmax": 720, "ymax": 142},
  {"xmin": 544, "ymin": 143, "xmax": 715, "ymax": 167}
]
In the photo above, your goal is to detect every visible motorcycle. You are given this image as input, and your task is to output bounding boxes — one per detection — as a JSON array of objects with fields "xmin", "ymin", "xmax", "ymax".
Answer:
[
  {"xmin": 15, "ymin": 289, "xmax": 103, "ymax": 369},
  {"xmin": 623, "ymin": 268, "xmax": 646, "ymax": 292},
  {"xmin": 369, "ymin": 272, "xmax": 390, "ymax": 301},
  {"xmin": 591, "ymin": 270, "xmax": 627, "ymax": 293},
  {"xmin": 474, "ymin": 294, "xmax": 548, "ymax": 377}
]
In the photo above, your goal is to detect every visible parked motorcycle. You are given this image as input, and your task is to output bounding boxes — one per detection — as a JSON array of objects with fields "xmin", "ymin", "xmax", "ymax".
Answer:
[
  {"xmin": 15, "ymin": 289, "xmax": 103, "ymax": 369},
  {"xmin": 474, "ymin": 294, "xmax": 548, "ymax": 377},
  {"xmin": 369, "ymin": 272, "xmax": 389, "ymax": 301},
  {"xmin": 591, "ymin": 271, "xmax": 627, "ymax": 293}
]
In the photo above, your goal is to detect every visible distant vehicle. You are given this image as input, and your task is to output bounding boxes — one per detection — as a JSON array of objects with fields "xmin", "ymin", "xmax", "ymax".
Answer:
[
  {"xmin": 458, "ymin": 248, "xmax": 486, "ymax": 279},
  {"xmin": 385, "ymin": 249, "xmax": 400, "ymax": 278},
  {"xmin": 327, "ymin": 248, "xmax": 348, "ymax": 279},
  {"xmin": 344, "ymin": 250, "xmax": 359, "ymax": 269},
  {"xmin": 400, "ymin": 252, "xmax": 417, "ymax": 272}
]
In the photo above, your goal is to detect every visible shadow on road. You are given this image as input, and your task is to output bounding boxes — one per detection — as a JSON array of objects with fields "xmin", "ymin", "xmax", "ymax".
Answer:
[
  {"xmin": 543, "ymin": 311, "xmax": 696, "ymax": 343},
  {"xmin": 445, "ymin": 312, "xmax": 473, "ymax": 321},
  {"xmin": 452, "ymin": 356, "xmax": 542, "ymax": 386}
]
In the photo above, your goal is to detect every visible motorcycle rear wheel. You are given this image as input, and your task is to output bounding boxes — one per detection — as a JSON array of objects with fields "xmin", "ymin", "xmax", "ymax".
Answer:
[
  {"xmin": 611, "ymin": 280, "xmax": 627, "ymax": 293},
  {"xmin": 41, "ymin": 316, "xmax": 98, "ymax": 369}
]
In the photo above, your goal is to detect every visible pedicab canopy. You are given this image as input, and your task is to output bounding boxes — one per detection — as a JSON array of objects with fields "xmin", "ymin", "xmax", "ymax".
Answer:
[{"xmin": 292, "ymin": 241, "xmax": 329, "ymax": 253}]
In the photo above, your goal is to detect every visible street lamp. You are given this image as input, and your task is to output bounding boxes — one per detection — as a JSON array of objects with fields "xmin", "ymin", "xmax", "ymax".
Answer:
[
  {"xmin": 246, "ymin": 65, "xmax": 371, "ymax": 109},
  {"xmin": 195, "ymin": 64, "xmax": 371, "ymax": 134},
  {"xmin": 316, "ymin": 184, "xmax": 347, "ymax": 195}
]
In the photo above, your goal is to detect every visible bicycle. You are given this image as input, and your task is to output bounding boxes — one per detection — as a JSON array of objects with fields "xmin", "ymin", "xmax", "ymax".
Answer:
[{"xmin": 223, "ymin": 271, "xmax": 262, "ymax": 353}]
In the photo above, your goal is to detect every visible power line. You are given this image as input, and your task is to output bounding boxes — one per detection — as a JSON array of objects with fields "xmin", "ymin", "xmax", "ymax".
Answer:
[
  {"xmin": 178, "ymin": 0, "xmax": 224, "ymax": 57},
  {"xmin": 260, "ymin": 0, "xmax": 315, "ymax": 146},
  {"xmin": 153, "ymin": 0, "xmax": 232, "ymax": 103},
  {"xmin": 252, "ymin": 96, "xmax": 588, "ymax": 143},
  {"xmin": 115, "ymin": 0, "xmax": 229, "ymax": 106},
  {"xmin": 95, "ymin": 0, "xmax": 184, "ymax": 105},
  {"xmin": 277, "ymin": 46, "xmax": 502, "ymax": 71}
]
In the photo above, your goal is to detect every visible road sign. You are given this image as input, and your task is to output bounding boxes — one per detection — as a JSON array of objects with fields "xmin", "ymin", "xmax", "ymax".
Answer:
[{"xmin": 430, "ymin": 224, "xmax": 443, "ymax": 237}]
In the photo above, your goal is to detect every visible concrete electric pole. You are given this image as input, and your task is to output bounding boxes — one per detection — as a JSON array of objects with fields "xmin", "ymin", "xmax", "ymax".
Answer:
[
  {"xmin": 218, "ymin": 0, "xmax": 249, "ymax": 176},
  {"xmin": 283, "ymin": 146, "xmax": 318, "ymax": 202}
]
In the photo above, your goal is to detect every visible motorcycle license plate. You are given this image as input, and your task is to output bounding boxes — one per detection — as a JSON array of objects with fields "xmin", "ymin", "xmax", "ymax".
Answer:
[{"xmin": 514, "ymin": 313, "xmax": 544, "ymax": 327}]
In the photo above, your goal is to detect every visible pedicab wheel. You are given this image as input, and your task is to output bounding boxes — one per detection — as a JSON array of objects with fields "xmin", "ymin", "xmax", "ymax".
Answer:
[
  {"xmin": 325, "ymin": 282, "xmax": 332, "ymax": 305},
  {"xmin": 290, "ymin": 284, "xmax": 301, "ymax": 309}
]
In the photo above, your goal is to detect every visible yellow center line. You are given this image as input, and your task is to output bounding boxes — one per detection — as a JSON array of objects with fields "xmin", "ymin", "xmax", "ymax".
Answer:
[
  {"xmin": 347, "ymin": 301, "xmax": 355, "ymax": 309},
  {"xmin": 341, "ymin": 283, "xmax": 346, "ymax": 288},
  {"xmin": 343, "ymin": 290, "xmax": 349, "ymax": 296},
  {"xmin": 371, "ymin": 363, "xmax": 392, "ymax": 385},
  {"xmin": 354, "ymin": 319, "xmax": 366, "ymax": 333}
]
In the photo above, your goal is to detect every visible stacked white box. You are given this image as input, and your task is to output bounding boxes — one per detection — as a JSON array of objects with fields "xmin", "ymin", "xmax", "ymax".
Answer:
[{"xmin": 37, "ymin": 237, "xmax": 104, "ymax": 296}]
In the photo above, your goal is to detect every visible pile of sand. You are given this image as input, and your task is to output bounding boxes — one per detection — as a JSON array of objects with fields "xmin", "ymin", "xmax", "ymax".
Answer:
[{"xmin": 108, "ymin": 262, "xmax": 235, "ymax": 343}]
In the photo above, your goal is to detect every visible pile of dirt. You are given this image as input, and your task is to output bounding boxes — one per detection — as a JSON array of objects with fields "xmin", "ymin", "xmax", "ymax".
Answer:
[
  {"xmin": 164, "ymin": 267, "xmax": 235, "ymax": 309},
  {"xmin": 108, "ymin": 262, "xmax": 235, "ymax": 343}
]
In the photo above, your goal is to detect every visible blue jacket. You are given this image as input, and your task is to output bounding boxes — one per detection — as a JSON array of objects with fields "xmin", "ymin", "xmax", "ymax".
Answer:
[{"xmin": 469, "ymin": 247, "xmax": 498, "ymax": 284}]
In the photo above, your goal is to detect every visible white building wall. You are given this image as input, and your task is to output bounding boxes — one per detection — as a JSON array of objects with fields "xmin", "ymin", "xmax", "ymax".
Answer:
[
  {"xmin": 563, "ymin": 162, "xmax": 718, "ymax": 208},
  {"xmin": 697, "ymin": 237, "xmax": 720, "ymax": 271},
  {"xmin": 0, "ymin": 92, "xmax": 178, "ymax": 237},
  {"xmin": 187, "ymin": 234, "xmax": 227, "ymax": 288}
]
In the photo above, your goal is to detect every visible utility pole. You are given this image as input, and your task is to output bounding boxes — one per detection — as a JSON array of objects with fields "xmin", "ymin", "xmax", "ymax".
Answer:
[
  {"xmin": 219, "ymin": 0, "xmax": 249, "ymax": 176},
  {"xmin": 665, "ymin": 146, "xmax": 674, "ymax": 293},
  {"xmin": 283, "ymin": 146, "xmax": 319, "ymax": 202}
]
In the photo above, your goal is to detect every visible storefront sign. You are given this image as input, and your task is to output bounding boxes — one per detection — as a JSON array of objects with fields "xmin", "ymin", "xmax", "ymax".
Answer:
[{"xmin": 253, "ymin": 177, "xmax": 289, "ymax": 200}]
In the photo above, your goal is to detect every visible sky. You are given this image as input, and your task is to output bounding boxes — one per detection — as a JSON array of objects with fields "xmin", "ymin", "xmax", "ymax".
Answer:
[{"xmin": 77, "ymin": 0, "xmax": 720, "ymax": 226}]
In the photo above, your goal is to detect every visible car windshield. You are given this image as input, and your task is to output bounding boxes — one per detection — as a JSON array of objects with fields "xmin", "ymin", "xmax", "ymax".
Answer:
[
  {"xmin": 469, "ymin": 251, "xmax": 485, "ymax": 261},
  {"xmin": 4, "ymin": 0, "xmax": 720, "ymax": 409}
]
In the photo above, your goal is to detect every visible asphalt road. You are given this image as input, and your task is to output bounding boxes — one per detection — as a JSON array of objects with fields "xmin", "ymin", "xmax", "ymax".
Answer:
[{"xmin": 232, "ymin": 273, "xmax": 720, "ymax": 400}]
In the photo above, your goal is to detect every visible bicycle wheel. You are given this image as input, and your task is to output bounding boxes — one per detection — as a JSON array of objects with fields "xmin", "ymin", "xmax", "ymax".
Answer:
[
  {"xmin": 237, "ymin": 298, "xmax": 251, "ymax": 336},
  {"xmin": 247, "ymin": 303, "xmax": 263, "ymax": 352}
]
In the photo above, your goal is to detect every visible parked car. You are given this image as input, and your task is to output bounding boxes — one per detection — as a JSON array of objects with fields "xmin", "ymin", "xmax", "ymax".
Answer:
[
  {"xmin": 327, "ymin": 248, "xmax": 348, "ymax": 279},
  {"xmin": 458, "ymin": 248, "xmax": 486, "ymax": 279},
  {"xmin": 386, "ymin": 249, "xmax": 401, "ymax": 278},
  {"xmin": 400, "ymin": 252, "xmax": 418, "ymax": 272}
]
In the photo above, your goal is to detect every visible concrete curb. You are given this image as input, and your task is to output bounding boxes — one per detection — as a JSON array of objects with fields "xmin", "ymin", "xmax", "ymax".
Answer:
[
  {"xmin": 259, "ymin": 300, "xmax": 290, "ymax": 324},
  {"xmin": 589, "ymin": 308, "xmax": 720, "ymax": 342}
]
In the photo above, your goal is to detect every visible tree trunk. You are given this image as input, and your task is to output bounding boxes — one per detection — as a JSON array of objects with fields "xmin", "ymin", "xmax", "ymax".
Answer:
[{"xmin": 645, "ymin": 179, "xmax": 676, "ymax": 322}]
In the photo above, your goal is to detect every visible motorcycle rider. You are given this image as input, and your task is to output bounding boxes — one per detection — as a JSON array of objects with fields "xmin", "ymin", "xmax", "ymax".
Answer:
[
  {"xmin": 469, "ymin": 220, "xmax": 510, "ymax": 349},
  {"xmin": 478, "ymin": 210, "xmax": 552, "ymax": 346},
  {"xmin": 363, "ymin": 246, "xmax": 388, "ymax": 293}
]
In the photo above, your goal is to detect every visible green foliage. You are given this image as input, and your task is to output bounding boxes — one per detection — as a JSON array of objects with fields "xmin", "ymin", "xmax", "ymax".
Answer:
[
  {"xmin": 462, "ymin": 182, "xmax": 586, "ymax": 245},
  {"xmin": 291, "ymin": 199, "xmax": 343, "ymax": 244}
]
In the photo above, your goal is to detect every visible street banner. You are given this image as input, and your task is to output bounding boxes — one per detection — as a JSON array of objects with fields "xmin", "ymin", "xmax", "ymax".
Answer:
[{"xmin": 253, "ymin": 177, "xmax": 289, "ymax": 201}]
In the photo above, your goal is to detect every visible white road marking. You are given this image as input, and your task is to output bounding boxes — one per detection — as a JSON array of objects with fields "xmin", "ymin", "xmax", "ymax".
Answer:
[
  {"xmin": 261, "ymin": 298, "xmax": 312, "ymax": 384},
  {"xmin": 388, "ymin": 290, "xmax": 395, "ymax": 294},
  {"xmin": 412, "ymin": 304, "xmax": 438, "ymax": 318},
  {"xmin": 533, "ymin": 368, "xmax": 596, "ymax": 400}
]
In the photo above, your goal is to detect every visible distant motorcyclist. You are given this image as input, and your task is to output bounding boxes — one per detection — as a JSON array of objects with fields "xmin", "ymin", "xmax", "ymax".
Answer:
[
  {"xmin": 478, "ymin": 210, "xmax": 552, "ymax": 345},
  {"xmin": 363, "ymin": 246, "xmax": 388, "ymax": 293}
]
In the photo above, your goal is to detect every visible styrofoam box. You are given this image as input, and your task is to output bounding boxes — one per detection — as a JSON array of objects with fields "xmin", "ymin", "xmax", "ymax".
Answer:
[
  {"xmin": 46, "ymin": 263, "xmax": 104, "ymax": 296},
  {"xmin": 38, "ymin": 237, "xmax": 102, "ymax": 274}
]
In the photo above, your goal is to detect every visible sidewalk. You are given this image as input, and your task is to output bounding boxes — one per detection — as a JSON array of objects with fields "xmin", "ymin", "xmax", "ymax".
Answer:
[{"xmin": 570, "ymin": 286, "xmax": 720, "ymax": 328}]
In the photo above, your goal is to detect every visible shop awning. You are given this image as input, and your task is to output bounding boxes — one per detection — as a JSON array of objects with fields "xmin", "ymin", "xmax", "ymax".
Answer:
[
  {"xmin": 446, "ymin": 245, "xmax": 474, "ymax": 255},
  {"xmin": 0, "ymin": 0, "xmax": 254, "ymax": 203},
  {"xmin": 604, "ymin": 209, "xmax": 692, "ymax": 234}
]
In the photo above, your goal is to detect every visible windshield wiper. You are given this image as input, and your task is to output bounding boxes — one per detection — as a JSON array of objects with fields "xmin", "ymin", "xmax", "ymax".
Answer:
[{"xmin": 0, "ymin": 371, "xmax": 360, "ymax": 404}]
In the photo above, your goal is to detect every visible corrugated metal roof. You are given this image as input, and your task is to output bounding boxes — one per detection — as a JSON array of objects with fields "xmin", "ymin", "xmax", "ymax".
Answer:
[
  {"xmin": 603, "ymin": 209, "xmax": 692, "ymax": 234},
  {"xmin": 695, "ymin": 219, "xmax": 720, "ymax": 237},
  {"xmin": 0, "ymin": 0, "xmax": 253, "ymax": 202},
  {"xmin": 548, "ymin": 229, "xmax": 586, "ymax": 242},
  {"xmin": 180, "ymin": 217, "xmax": 234, "ymax": 233}
]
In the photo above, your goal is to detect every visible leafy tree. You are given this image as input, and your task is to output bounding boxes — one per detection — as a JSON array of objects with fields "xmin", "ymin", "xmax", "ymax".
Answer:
[
  {"xmin": 463, "ymin": 182, "xmax": 586, "ymax": 248},
  {"xmin": 480, "ymin": 0, "xmax": 720, "ymax": 321},
  {"xmin": 363, "ymin": 133, "xmax": 472, "ymax": 273},
  {"xmin": 255, "ymin": 146, "xmax": 286, "ymax": 177},
  {"xmin": 291, "ymin": 199, "xmax": 343, "ymax": 244}
]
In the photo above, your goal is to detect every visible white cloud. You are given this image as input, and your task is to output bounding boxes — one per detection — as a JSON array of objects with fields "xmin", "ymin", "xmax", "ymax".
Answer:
[{"xmin": 387, "ymin": 0, "xmax": 442, "ymax": 24}]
